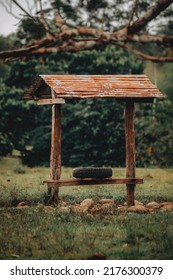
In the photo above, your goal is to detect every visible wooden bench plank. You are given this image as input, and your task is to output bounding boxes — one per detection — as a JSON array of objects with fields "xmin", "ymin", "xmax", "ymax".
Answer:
[{"xmin": 43, "ymin": 178, "xmax": 143, "ymax": 187}]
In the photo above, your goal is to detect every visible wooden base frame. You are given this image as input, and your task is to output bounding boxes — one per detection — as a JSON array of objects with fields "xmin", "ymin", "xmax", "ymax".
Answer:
[{"xmin": 46, "ymin": 98, "xmax": 141, "ymax": 206}]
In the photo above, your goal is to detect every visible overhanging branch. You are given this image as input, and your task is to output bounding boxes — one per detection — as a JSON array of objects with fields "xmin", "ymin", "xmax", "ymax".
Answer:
[
  {"xmin": 126, "ymin": 34, "xmax": 173, "ymax": 46},
  {"xmin": 128, "ymin": 0, "xmax": 173, "ymax": 34},
  {"xmin": 115, "ymin": 42, "xmax": 173, "ymax": 62},
  {"xmin": 0, "ymin": 0, "xmax": 173, "ymax": 63}
]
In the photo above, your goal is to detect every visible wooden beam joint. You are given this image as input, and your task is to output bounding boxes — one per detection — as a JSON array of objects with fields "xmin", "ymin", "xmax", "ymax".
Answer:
[{"xmin": 36, "ymin": 98, "xmax": 65, "ymax": 105}]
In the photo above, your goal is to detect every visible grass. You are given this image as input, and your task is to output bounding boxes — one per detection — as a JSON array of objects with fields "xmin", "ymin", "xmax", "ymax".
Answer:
[{"xmin": 0, "ymin": 157, "xmax": 173, "ymax": 260}]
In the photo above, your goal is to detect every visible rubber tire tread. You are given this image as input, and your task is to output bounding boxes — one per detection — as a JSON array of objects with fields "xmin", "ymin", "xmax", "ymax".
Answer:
[{"xmin": 73, "ymin": 167, "xmax": 112, "ymax": 179}]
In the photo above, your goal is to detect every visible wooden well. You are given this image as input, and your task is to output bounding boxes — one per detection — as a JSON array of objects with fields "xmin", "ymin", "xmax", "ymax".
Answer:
[{"xmin": 23, "ymin": 75, "xmax": 164, "ymax": 205}]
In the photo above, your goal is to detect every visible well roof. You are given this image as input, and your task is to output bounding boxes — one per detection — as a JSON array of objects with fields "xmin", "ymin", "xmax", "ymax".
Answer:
[{"xmin": 23, "ymin": 75, "xmax": 164, "ymax": 102}]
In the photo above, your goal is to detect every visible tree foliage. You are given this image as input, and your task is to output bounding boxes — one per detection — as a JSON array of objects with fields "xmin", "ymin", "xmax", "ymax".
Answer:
[
  {"xmin": 0, "ymin": 1, "xmax": 173, "ymax": 167},
  {"xmin": 157, "ymin": 63, "xmax": 173, "ymax": 100},
  {"xmin": 0, "ymin": 0, "xmax": 173, "ymax": 62},
  {"xmin": 135, "ymin": 100, "xmax": 173, "ymax": 167},
  {"xmin": 0, "ymin": 79, "xmax": 39, "ymax": 156},
  {"xmin": 17, "ymin": 45, "xmax": 144, "ymax": 167}
]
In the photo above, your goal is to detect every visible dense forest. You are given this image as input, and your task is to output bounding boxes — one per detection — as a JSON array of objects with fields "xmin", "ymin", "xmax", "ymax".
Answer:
[{"xmin": 0, "ymin": 0, "xmax": 173, "ymax": 167}]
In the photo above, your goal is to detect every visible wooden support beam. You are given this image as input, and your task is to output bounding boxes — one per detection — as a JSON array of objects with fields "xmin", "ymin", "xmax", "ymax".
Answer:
[
  {"xmin": 117, "ymin": 98, "xmax": 154, "ymax": 103},
  {"xmin": 125, "ymin": 100, "xmax": 136, "ymax": 206},
  {"xmin": 36, "ymin": 98, "xmax": 65, "ymax": 105},
  {"xmin": 44, "ymin": 178, "xmax": 143, "ymax": 187},
  {"xmin": 49, "ymin": 104, "xmax": 62, "ymax": 204}
]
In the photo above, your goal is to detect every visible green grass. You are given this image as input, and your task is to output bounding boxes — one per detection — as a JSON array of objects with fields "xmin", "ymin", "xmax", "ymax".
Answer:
[{"xmin": 0, "ymin": 157, "xmax": 173, "ymax": 260}]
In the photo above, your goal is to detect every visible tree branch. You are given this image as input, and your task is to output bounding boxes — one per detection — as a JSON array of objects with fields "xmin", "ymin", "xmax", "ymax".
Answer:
[
  {"xmin": 127, "ymin": 0, "xmax": 138, "ymax": 29},
  {"xmin": 4, "ymin": 40, "xmax": 104, "ymax": 63},
  {"xmin": 37, "ymin": 0, "xmax": 54, "ymax": 36},
  {"xmin": 54, "ymin": 12, "xmax": 69, "ymax": 32},
  {"xmin": 0, "ymin": 36, "xmax": 57, "ymax": 59},
  {"xmin": 0, "ymin": 0, "xmax": 173, "ymax": 63},
  {"xmin": 0, "ymin": 25, "xmax": 173, "ymax": 62},
  {"xmin": 128, "ymin": 0, "xmax": 173, "ymax": 34},
  {"xmin": 115, "ymin": 42, "xmax": 173, "ymax": 62},
  {"xmin": 0, "ymin": 0, "xmax": 20, "ymax": 20},
  {"xmin": 11, "ymin": 0, "xmax": 36, "ymax": 21},
  {"xmin": 126, "ymin": 34, "xmax": 173, "ymax": 46}
]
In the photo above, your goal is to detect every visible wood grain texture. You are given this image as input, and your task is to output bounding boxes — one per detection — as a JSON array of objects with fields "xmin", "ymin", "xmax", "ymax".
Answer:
[
  {"xmin": 125, "ymin": 101, "xmax": 136, "ymax": 206},
  {"xmin": 23, "ymin": 75, "xmax": 164, "ymax": 101},
  {"xmin": 44, "ymin": 178, "xmax": 143, "ymax": 187},
  {"xmin": 49, "ymin": 103, "xmax": 61, "ymax": 203},
  {"xmin": 37, "ymin": 98, "xmax": 65, "ymax": 105}
]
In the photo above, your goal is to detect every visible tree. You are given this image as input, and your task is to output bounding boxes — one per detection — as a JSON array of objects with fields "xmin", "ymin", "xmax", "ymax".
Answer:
[
  {"xmin": 0, "ymin": 1, "xmax": 172, "ymax": 168},
  {"xmin": 0, "ymin": 79, "xmax": 41, "ymax": 157},
  {"xmin": 0, "ymin": 35, "xmax": 15, "ymax": 79},
  {"xmin": 18, "ymin": 45, "xmax": 143, "ymax": 167},
  {"xmin": 135, "ymin": 100, "xmax": 173, "ymax": 167},
  {"xmin": 156, "ymin": 63, "xmax": 173, "ymax": 100},
  {"xmin": 0, "ymin": 0, "xmax": 173, "ymax": 62}
]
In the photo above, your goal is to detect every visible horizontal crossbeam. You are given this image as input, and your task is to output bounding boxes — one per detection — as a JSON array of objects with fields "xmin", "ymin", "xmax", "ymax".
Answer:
[
  {"xmin": 43, "ymin": 178, "xmax": 143, "ymax": 187},
  {"xmin": 36, "ymin": 98, "xmax": 65, "ymax": 105}
]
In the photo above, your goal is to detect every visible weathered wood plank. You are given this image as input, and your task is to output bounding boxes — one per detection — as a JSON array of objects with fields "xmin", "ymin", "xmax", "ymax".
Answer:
[
  {"xmin": 49, "ymin": 101, "xmax": 61, "ymax": 203},
  {"xmin": 43, "ymin": 178, "xmax": 143, "ymax": 186},
  {"xmin": 117, "ymin": 98, "xmax": 154, "ymax": 103},
  {"xmin": 23, "ymin": 75, "xmax": 164, "ymax": 101},
  {"xmin": 53, "ymin": 92, "xmax": 159, "ymax": 99},
  {"xmin": 37, "ymin": 98, "xmax": 65, "ymax": 105},
  {"xmin": 125, "ymin": 100, "xmax": 136, "ymax": 206}
]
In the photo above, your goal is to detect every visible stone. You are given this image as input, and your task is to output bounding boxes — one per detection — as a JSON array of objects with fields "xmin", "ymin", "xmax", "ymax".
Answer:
[
  {"xmin": 71, "ymin": 204, "xmax": 84, "ymax": 214},
  {"xmin": 117, "ymin": 206, "xmax": 127, "ymax": 213},
  {"xmin": 44, "ymin": 206, "xmax": 55, "ymax": 212},
  {"xmin": 128, "ymin": 205, "xmax": 148, "ymax": 213},
  {"xmin": 101, "ymin": 203, "xmax": 114, "ymax": 214},
  {"xmin": 160, "ymin": 202, "xmax": 173, "ymax": 207},
  {"xmin": 16, "ymin": 201, "xmax": 28, "ymax": 208},
  {"xmin": 90, "ymin": 205, "xmax": 102, "ymax": 215},
  {"xmin": 99, "ymin": 199, "xmax": 115, "ymax": 205},
  {"xmin": 60, "ymin": 201, "xmax": 67, "ymax": 207},
  {"xmin": 160, "ymin": 204, "xmax": 173, "ymax": 212},
  {"xmin": 124, "ymin": 200, "xmax": 143, "ymax": 206},
  {"xmin": 80, "ymin": 199, "xmax": 94, "ymax": 210},
  {"xmin": 60, "ymin": 206, "xmax": 70, "ymax": 214},
  {"xmin": 135, "ymin": 200, "xmax": 144, "ymax": 205},
  {"xmin": 146, "ymin": 201, "xmax": 160, "ymax": 208},
  {"xmin": 17, "ymin": 201, "xmax": 27, "ymax": 207}
]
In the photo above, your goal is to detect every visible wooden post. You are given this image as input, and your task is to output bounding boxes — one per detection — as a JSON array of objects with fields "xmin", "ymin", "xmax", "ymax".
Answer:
[
  {"xmin": 49, "ymin": 103, "xmax": 62, "ymax": 204},
  {"xmin": 125, "ymin": 100, "xmax": 136, "ymax": 206}
]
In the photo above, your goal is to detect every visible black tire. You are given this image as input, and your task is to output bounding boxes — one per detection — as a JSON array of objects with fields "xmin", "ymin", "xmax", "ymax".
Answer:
[{"xmin": 73, "ymin": 167, "xmax": 112, "ymax": 179}]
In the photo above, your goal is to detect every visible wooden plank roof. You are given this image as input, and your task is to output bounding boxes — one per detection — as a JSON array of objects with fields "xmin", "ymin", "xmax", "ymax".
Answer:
[{"xmin": 23, "ymin": 75, "xmax": 164, "ymax": 102}]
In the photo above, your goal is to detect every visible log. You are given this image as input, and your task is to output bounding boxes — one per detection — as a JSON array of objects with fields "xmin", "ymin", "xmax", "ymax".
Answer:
[
  {"xmin": 49, "ymin": 103, "xmax": 62, "ymax": 203},
  {"xmin": 125, "ymin": 101, "xmax": 136, "ymax": 206}
]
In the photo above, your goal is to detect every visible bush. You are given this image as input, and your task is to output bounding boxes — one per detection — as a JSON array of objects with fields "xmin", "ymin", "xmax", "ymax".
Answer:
[{"xmin": 136, "ymin": 100, "xmax": 173, "ymax": 167}]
